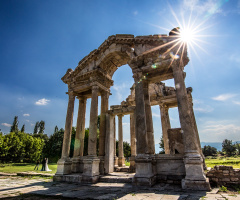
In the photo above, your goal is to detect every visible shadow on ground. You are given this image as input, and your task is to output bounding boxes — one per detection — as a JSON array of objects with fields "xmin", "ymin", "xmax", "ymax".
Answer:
[{"xmin": 0, "ymin": 176, "xmax": 212, "ymax": 200}]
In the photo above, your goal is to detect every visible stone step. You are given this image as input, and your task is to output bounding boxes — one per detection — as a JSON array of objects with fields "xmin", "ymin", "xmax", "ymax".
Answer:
[
  {"xmin": 114, "ymin": 166, "xmax": 129, "ymax": 172},
  {"xmin": 99, "ymin": 172, "xmax": 134, "ymax": 183}
]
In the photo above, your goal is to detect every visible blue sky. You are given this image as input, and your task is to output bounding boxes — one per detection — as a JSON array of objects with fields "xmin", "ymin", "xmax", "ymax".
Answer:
[{"xmin": 1, "ymin": 0, "xmax": 240, "ymax": 152}]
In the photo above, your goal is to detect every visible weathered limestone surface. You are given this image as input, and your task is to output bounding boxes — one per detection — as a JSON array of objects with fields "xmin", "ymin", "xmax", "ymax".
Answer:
[
  {"xmin": 118, "ymin": 114, "xmax": 125, "ymax": 167},
  {"xmin": 88, "ymin": 86, "xmax": 99, "ymax": 156},
  {"xmin": 129, "ymin": 113, "xmax": 136, "ymax": 172},
  {"xmin": 172, "ymin": 62, "xmax": 210, "ymax": 191},
  {"xmin": 72, "ymin": 96, "xmax": 86, "ymax": 173},
  {"xmin": 207, "ymin": 166, "xmax": 240, "ymax": 186},
  {"xmin": 56, "ymin": 93, "xmax": 75, "ymax": 175}
]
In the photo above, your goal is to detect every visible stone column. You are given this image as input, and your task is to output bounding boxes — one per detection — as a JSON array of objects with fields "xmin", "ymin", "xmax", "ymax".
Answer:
[
  {"xmin": 72, "ymin": 96, "xmax": 86, "ymax": 173},
  {"xmin": 129, "ymin": 113, "xmax": 136, "ymax": 172},
  {"xmin": 188, "ymin": 98, "xmax": 206, "ymax": 169},
  {"xmin": 56, "ymin": 93, "xmax": 75, "ymax": 175},
  {"xmin": 118, "ymin": 114, "xmax": 125, "ymax": 167},
  {"xmin": 113, "ymin": 116, "xmax": 118, "ymax": 166},
  {"xmin": 88, "ymin": 86, "xmax": 99, "ymax": 156},
  {"xmin": 99, "ymin": 91, "xmax": 109, "ymax": 174},
  {"xmin": 82, "ymin": 86, "xmax": 100, "ymax": 183},
  {"xmin": 159, "ymin": 104, "xmax": 171, "ymax": 154},
  {"xmin": 143, "ymin": 81, "xmax": 155, "ymax": 154},
  {"xmin": 132, "ymin": 70, "xmax": 155, "ymax": 186},
  {"xmin": 104, "ymin": 113, "xmax": 115, "ymax": 173},
  {"xmin": 172, "ymin": 63, "xmax": 210, "ymax": 191}
]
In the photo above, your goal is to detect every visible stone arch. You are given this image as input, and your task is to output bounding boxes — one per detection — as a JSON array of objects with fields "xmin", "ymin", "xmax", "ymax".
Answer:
[{"xmin": 55, "ymin": 33, "xmax": 210, "ymax": 191}]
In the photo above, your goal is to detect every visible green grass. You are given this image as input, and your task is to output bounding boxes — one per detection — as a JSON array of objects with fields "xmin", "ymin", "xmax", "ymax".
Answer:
[
  {"xmin": 125, "ymin": 161, "xmax": 130, "ymax": 166},
  {"xmin": 0, "ymin": 163, "xmax": 57, "ymax": 174},
  {"xmin": 205, "ymin": 157, "xmax": 240, "ymax": 169}
]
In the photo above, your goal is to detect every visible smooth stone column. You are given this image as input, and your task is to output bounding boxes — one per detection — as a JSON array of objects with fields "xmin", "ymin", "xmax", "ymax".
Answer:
[
  {"xmin": 113, "ymin": 116, "xmax": 118, "ymax": 166},
  {"xmin": 118, "ymin": 114, "xmax": 125, "ymax": 167},
  {"xmin": 132, "ymin": 71, "xmax": 155, "ymax": 186},
  {"xmin": 72, "ymin": 96, "xmax": 86, "ymax": 173},
  {"xmin": 129, "ymin": 113, "xmax": 136, "ymax": 172},
  {"xmin": 104, "ymin": 113, "xmax": 115, "ymax": 173},
  {"xmin": 99, "ymin": 91, "xmax": 109, "ymax": 174},
  {"xmin": 83, "ymin": 86, "xmax": 100, "ymax": 183},
  {"xmin": 159, "ymin": 104, "xmax": 171, "ymax": 154},
  {"xmin": 56, "ymin": 93, "xmax": 75, "ymax": 175},
  {"xmin": 172, "ymin": 63, "xmax": 210, "ymax": 191},
  {"xmin": 143, "ymin": 81, "xmax": 155, "ymax": 154}
]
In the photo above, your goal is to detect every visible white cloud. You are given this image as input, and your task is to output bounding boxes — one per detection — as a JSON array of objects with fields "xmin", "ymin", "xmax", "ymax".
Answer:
[
  {"xmin": 233, "ymin": 100, "xmax": 240, "ymax": 105},
  {"xmin": 212, "ymin": 93, "xmax": 237, "ymax": 101},
  {"xmin": 229, "ymin": 53, "xmax": 240, "ymax": 64},
  {"xmin": 1, "ymin": 123, "xmax": 11, "ymax": 127},
  {"xmin": 35, "ymin": 98, "xmax": 50, "ymax": 106},
  {"xmin": 31, "ymin": 123, "xmax": 35, "ymax": 126},
  {"xmin": 26, "ymin": 120, "xmax": 30, "ymax": 122},
  {"xmin": 183, "ymin": 0, "xmax": 225, "ymax": 16},
  {"xmin": 200, "ymin": 120, "xmax": 240, "ymax": 142},
  {"xmin": 23, "ymin": 113, "xmax": 30, "ymax": 117},
  {"xmin": 122, "ymin": 122, "xmax": 130, "ymax": 126},
  {"xmin": 133, "ymin": 11, "xmax": 138, "ymax": 15},
  {"xmin": 112, "ymin": 83, "xmax": 130, "ymax": 102},
  {"xmin": 194, "ymin": 106, "xmax": 213, "ymax": 113},
  {"xmin": 152, "ymin": 112, "xmax": 160, "ymax": 118}
]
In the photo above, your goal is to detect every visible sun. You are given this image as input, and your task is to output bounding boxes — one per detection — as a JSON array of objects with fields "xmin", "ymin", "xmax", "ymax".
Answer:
[{"xmin": 180, "ymin": 28, "xmax": 195, "ymax": 44}]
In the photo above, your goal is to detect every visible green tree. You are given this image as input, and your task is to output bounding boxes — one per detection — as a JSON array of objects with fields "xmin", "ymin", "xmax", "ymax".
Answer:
[
  {"xmin": 159, "ymin": 136, "xmax": 165, "ymax": 154},
  {"xmin": 222, "ymin": 139, "xmax": 236, "ymax": 156},
  {"xmin": 235, "ymin": 142, "xmax": 240, "ymax": 155},
  {"xmin": 10, "ymin": 116, "xmax": 19, "ymax": 133},
  {"xmin": 84, "ymin": 128, "xmax": 89, "ymax": 156},
  {"xmin": 54, "ymin": 126, "xmax": 59, "ymax": 133},
  {"xmin": 34, "ymin": 121, "xmax": 39, "ymax": 134},
  {"xmin": 20, "ymin": 124, "xmax": 25, "ymax": 133},
  {"xmin": 39, "ymin": 120, "xmax": 45, "ymax": 134},
  {"xmin": 202, "ymin": 145, "xmax": 217, "ymax": 157},
  {"xmin": 123, "ymin": 141, "xmax": 131, "ymax": 157}
]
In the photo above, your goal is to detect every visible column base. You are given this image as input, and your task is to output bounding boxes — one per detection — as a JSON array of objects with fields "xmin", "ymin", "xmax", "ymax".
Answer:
[
  {"xmin": 56, "ymin": 158, "xmax": 72, "ymax": 175},
  {"xmin": 182, "ymin": 179, "xmax": 211, "ymax": 191},
  {"xmin": 71, "ymin": 157, "xmax": 84, "ymax": 173},
  {"xmin": 129, "ymin": 156, "xmax": 136, "ymax": 173},
  {"xmin": 182, "ymin": 153, "xmax": 211, "ymax": 191},
  {"xmin": 118, "ymin": 156, "xmax": 125, "ymax": 167},
  {"xmin": 99, "ymin": 156, "xmax": 105, "ymax": 175},
  {"xmin": 114, "ymin": 156, "xmax": 118, "ymax": 167},
  {"xmin": 133, "ymin": 154, "xmax": 156, "ymax": 186},
  {"xmin": 82, "ymin": 156, "xmax": 100, "ymax": 183}
]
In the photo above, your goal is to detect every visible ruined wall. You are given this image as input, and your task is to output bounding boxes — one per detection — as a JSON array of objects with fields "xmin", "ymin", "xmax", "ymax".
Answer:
[{"xmin": 206, "ymin": 166, "xmax": 240, "ymax": 186}]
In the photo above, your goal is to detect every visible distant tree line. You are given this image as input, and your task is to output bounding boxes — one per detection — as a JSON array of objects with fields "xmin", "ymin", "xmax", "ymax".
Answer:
[
  {"xmin": 159, "ymin": 135, "xmax": 240, "ymax": 157},
  {"xmin": 0, "ymin": 116, "xmax": 131, "ymax": 163}
]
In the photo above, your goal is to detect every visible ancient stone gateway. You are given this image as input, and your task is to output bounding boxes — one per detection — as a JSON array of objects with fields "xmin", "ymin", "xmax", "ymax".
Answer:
[{"xmin": 54, "ymin": 33, "xmax": 210, "ymax": 190}]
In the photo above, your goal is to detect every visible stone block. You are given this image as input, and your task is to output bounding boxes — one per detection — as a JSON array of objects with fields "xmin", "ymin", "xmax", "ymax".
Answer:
[
  {"xmin": 222, "ymin": 178, "xmax": 230, "ymax": 182},
  {"xmin": 223, "ymin": 170, "xmax": 229, "ymax": 174},
  {"xmin": 55, "ymin": 159, "xmax": 72, "ymax": 175},
  {"xmin": 182, "ymin": 179, "xmax": 211, "ymax": 191},
  {"xmin": 230, "ymin": 177, "xmax": 239, "ymax": 181}
]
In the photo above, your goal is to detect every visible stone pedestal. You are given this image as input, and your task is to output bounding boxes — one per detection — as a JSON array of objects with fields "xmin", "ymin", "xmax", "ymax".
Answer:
[
  {"xmin": 56, "ymin": 158, "xmax": 72, "ymax": 175},
  {"xmin": 82, "ymin": 156, "xmax": 100, "ymax": 183},
  {"xmin": 71, "ymin": 157, "xmax": 84, "ymax": 173},
  {"xmin": 181, "ymin": 153, "xmax": 211, "ymax": 191},
  {"xmin": 133, "ymin": 154, "xmax": 156, "ymax": 186},
  {"xmin": 99, "ymin": 156, "xmax": 105, "ymax": 175},
  {"xmin": 129, "ymin": 156, "xmax": 136, "ymax": 173},
  {"xmin": 118, "ymin": 156, "xmax": 125, "ymax": 167},
  {"xmin": 114, "ymin": 156, "xmax": 118, "ymax": 167}
]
